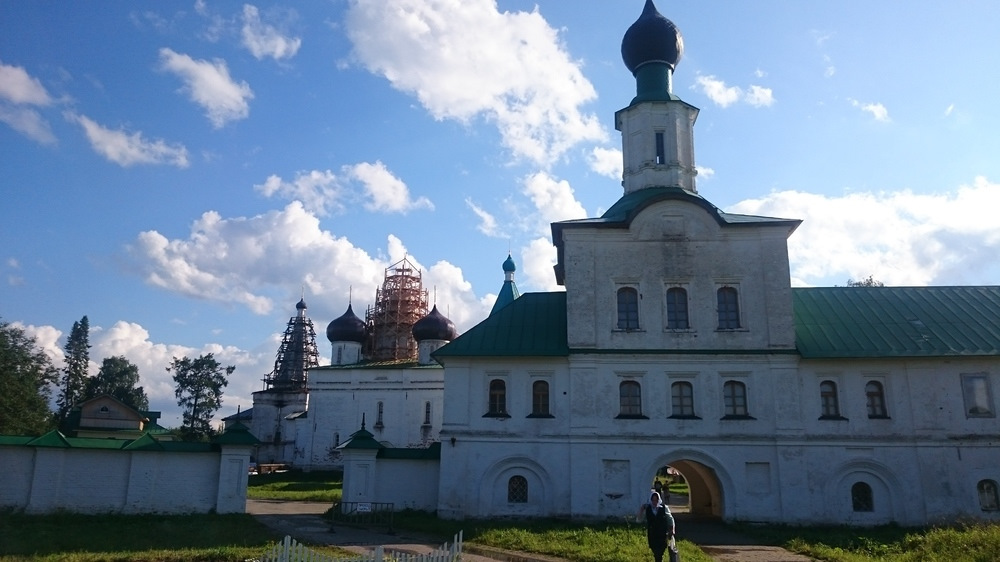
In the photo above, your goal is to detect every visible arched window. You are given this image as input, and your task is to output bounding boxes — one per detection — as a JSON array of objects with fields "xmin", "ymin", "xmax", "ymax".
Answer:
[
  {"xmin": 851, "ymin": 482, "xmax": 874, "ymax": 512},
  {"xmin": 619, "ymin": 381, "xmax": 643, "ymax": 417},
  {"xmin": 820, "ymin": 380, "xmax": 840, "ymax": 418},
  {"xmin": 488, "ymin": 379, "xmax": 507, "ymax": 416},
  {"xmin": 978, "ymin": 480, "xmax": 999, "ymax": 511},
  {"xmin": 666, "ymin": 287, "xmax": 689, "ymax": 329},
  {"xmin": 508, "ymin": 475, "xmax": 528, "ymax": 503},
  {"xmin": 671, "ymin": 381, "xmax": 695, "ymax": 418},
  {"xmin": 531, "ymin": 380, "xmax": 550, "ymax": 417},
  {"xmin": 617, "ymin": 287, "xmax": 640, "ymax": 330},
  {"xmin": 866, "ymin": 381, "xmax": 888, "ymax": 418},
  {"xmin": 717, "ymin": 287, "xmax": 740, "ymax": 329},
  {"xmin": 723, "ymin": 380, "xmax": 748, "ymax": 417},
  {"xmin": 375, "ymin": 401, "xmax": 384, "ymax": 428},
  {"xmin": 423, "ymin": 401, "xmax": 432, "ymax": 426}
]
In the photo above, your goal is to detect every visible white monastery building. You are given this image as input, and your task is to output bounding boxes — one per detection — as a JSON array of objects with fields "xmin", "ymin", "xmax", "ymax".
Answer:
[{"xmin": 252, "ymin": 0, "xmax": 1000, "ymax": 526}]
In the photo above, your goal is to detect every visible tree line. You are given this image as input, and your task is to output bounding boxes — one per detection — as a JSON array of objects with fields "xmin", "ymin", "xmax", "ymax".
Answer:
[{"xmin": 0, "ymin": 315, "xmax": 235, "ymax": 441}]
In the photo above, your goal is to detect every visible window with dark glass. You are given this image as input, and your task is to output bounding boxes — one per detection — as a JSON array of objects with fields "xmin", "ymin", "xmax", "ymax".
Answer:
[
  {"xmin": 666, "ymin": 287, "xmax": 689, "ymax": 329},
  {"xmin": 866, "ymin": 381, "xmax": 888, "ymax": 418},
  {"xmin": 508, "ymin": 475, "xmax": 528, "ymax": 503},
  {"xmin": 531, "ymin": 380, "xmax": 551, "ymax": 417},
  {"xmin": 820, "ymin": 380, "xmax": 841, "ymax": 418},
  {"xmin": 723, "ymin": 380, "xmax": 748, "ymax": 417},
  {"xmin": 978, "ymin": 480, "xmax": 999, "ymax": 511},
  {"xmin": 375, "ymin": 401, "xmax": 384, "ymax": 428},
  {"xmin": 655, "ymin": 131, "xmax": 665, "ymax": 165},
  {"xmin": 851, "ymin": 482, "xmax": 874, "ymax": 512},
  {"xmin": 617, "ymin": 287, "xmax": 640, "ymax": 330},
  {"xmin": 962, "ymin": 374, "xmax": 994, "ymax": 417},
  {"xmin": 423, "ymin": 401, "xmax": 432, "ymax": 426},
  {"xmin": 671, "ymin": 381, "xmax": 696, "ymax": 418},
  {"xmin": 488, "ymin": 379, "xmax": 508, "ymax": 416},
  {"xmin": 619, "ymin": 381, "xmax": 643, "ymax": 417},
  {"xmin": 717, "ymin": 287, "xmax": 740, "ymax": 329}
]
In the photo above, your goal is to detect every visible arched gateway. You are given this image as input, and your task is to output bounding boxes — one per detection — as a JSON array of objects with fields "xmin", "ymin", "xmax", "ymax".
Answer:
[{"xmin": 644, "ymin": 450, "xmax": 732, "ymax": 519}]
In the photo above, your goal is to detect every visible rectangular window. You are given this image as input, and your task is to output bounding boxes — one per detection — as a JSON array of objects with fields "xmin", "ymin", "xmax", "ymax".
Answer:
[
  {"xmin": 617, "ymin": 287, "xmax": 640, "ymax": 330},
  {"xmin": 670, "ymin": 381, "xmax": 695, "ymax": 418},
  {"xmin": 820, "ymin": 380, "xmax": 841, "ymax": 418},
  {"xmin": 865, "ymin": 380, "xmax": 888, "ymax": 418},
  {"xmin": 619, "ymin": 380, "xmax": 643, "ymax": 417},
  {"xmin": 486, "ymin": 379, "xmax": 509, "ymax": 417},
  {"xmin": 666, "ymin": 287, "xmax": 689, "ymax": 329},
  {"xmin": 962, "ymin": 374, "xmax": 994, "ymax": 417},
  {"xmin": 717, "ymin": 286, "xmax": 741, "ymax": 330},
  {"xmin": 655, "ymin": 131, "xmax": 665, "ymax": 165},
  {"xmin": 723, "ymin": 380, "xmax": 749, "ymax": 417}
]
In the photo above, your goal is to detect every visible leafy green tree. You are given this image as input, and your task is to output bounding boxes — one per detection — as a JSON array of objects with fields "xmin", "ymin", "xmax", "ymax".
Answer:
[
  {"xmin": 846, "ymin": 275, "xmax": 885, "ymax": 287},
  {"xmin": 56, "ymin": 315, "xmax": 90, "ymax": 423},
  {"xmin": 84, "ymin": 355, "xmax": 149, "ymax": 412},
  {"xmin": 0, "ymin": 320, "xmax": 57, "ymax": 435},
  {"xmin": 168, "ymin": 353, "xmax": 234, "ymax": 441}
]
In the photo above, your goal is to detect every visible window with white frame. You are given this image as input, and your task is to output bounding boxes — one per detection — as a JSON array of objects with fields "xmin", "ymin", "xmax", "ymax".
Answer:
[
  {"xmin": 717, "ymin": 286, "xmax": 741, "ymax": 330},
  {"xmin": 666, "ymin": 287, "xmax": 689, "ymax": 330},
  {"xmin": 486, "ymin": 379, "xmax": 508, "ymax": 417},
  {"xmin": 865, "ymin": 381, "xmax": 888, "ymax": 418},
  {"xmin": 618, "ymin": 380, "xmax": 643, "ymax": 418},
  {"xmin": 617, "ymin": 286, "xmax": 640, "ymax": 330},
  {"xmin": 722, "ymin": 380, "xmax": 750, "ymax": 418},
  {"xmin": 961, "ymin": 373, "xmax": 995, "ymax": 417},
  {"xmin": 820, "ymin": 380, "xmax": 842, "ymax": 418},
  {"xmin": 670, "ymin": 381, "xmax": 696, "ymax": 418}
]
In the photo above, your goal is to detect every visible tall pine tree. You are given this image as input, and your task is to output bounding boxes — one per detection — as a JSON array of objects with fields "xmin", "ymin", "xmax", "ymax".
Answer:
[
  {"xmin": 168, "ymin": 353, "xmax": 234, "ymax": 441},
  {"xmin": 56, "ymin": 315, "xmax": 90, "ymax": 424}
]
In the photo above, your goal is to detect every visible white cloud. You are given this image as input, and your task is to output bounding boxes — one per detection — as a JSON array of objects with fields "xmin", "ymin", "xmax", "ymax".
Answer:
[
  {"xmin": 728, "ymin": 176, "xmax": 1000, "ymax": 286},
  {"xmin": 465, "ymin": 198, "xmax": 502, "ymax": 237},
  {"xmin": 66, "ymin": 113, "xmax": 189, "ymax": 167},
  {"xmin": 694, "ymin": 75, "xmax": 774, "ymax": 108},
  {"xmin": 158, "ymin": 48, "xmax": 253, "ymax": 128},
  {"xmin": 520, "ymin": 236, "xmax": 560, "ymax": 292},
  {"xmin": 254, "ymin": 170, "xmax": 343, "ymax": 216},
  {"xmin": 696, "ymin": 166, "xmax": 715, "ymax": 180},
  {"xmin": 849, "ymin": 98, "xmax": 890, "ymax": 122},
  {"xmin": 0, "ymin": 60, "xmax": 52, "ymax": 106},
  {"xmin": 944, "ymin": 103, "xmax": 955, "ymax": 117},
  {"xmin": 344, "ymin": 0, "xmax": 605, "ymax": 166},
  {"xmin": 344, "ymin": 161, "xmax": 434, "ymax": 214},
  {"xmin": 240, "ymin": 4, "xmax": 301, "ymax": 61},
  {"xmin": 745, "ymin": 85, "xmax": 775, "ymax": 108},
  {"xmin": 588, "ymin": 146, "xmax": 622, "ymax": 179},
  {"xmin": 0, "ymin": 105, "xmax": 56, "ymax": 145},
  {"xmin": 521, "ymin": 171, "xmax": 588, "ymax": 236}
]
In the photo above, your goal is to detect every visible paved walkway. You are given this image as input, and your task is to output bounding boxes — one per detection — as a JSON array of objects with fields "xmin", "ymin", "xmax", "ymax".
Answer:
[{"xmin": 246, "ymin": 500, "xmax": 814, "ymax": 562}]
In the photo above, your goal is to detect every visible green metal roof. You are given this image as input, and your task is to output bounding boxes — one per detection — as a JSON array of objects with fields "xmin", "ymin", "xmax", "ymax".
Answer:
[
  {"xmin": 377, "ymin": 441, "xmax": 441, "ymax": 460},
  {"xmin": 793, "ymin": 286, "xmax": 1000, "ymax": 358},
  {"xmin": 433, "ymin": 292, "xmax": 569, "ymax": 359}
]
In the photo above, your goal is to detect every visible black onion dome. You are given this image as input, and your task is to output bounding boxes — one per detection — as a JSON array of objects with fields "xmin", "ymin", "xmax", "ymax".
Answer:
[
  {"xmin": 296, "ymin": 298, "xmax": 307, "ymax": 310},
  {"xmin": 412, "ymin": 305, "xmax": 457, "ymax": 342},
  {"xmin": 621, "ymin": 0, "xmax": 683, "ymax": 74},
  {"xmin": 326, "ymin": 304, "xmax": 366, "ymax": 343}
]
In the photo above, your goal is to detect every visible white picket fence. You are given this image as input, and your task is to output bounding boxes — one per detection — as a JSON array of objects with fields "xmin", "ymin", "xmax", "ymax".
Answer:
[{"xmin": 261, "ymin": 531, "xmax": 463, "ymax": 562}]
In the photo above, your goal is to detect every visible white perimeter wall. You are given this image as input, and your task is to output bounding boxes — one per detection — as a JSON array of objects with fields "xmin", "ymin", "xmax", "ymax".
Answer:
[{"xmin": 0, "ymin": 445, "xmax": 252, "ymax": 514}]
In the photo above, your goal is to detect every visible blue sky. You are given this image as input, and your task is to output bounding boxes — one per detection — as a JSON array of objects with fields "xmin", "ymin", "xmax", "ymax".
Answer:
[{"xmin": 3, "ymin": 0, "xmax": 1000, "ymax": 427}]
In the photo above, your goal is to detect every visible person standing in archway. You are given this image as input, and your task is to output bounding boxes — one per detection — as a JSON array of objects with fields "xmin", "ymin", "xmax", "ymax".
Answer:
[{"xmin": 638, "ymin": 490, "xmax": 675, "ymax": 562}]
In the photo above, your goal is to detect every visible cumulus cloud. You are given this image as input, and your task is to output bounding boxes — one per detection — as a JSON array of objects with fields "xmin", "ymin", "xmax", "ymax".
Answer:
[
  {"xmin": 465, "ymin": 198, "xmax": 502, "ymax": 237},
  {"xmin": 66, "ymin": 113, "xmax": 189, "ymax": 167},
  {"xmin": 344, "ymin": 161, "xmax": 434, "ymax": 214},
  {"xmin": 254, "ymin": 170, "xmax": 342, "ymax": 216},
  {"xmin": 588, "ymin": 146, "xmax": 622, "ymax": 179},
  {"xmin": 728, "ymin": 176, "xmax": 1000, "ymax": 286},
  {"xmin": 693, "ymin": 75, "xmax": 775, "ymax": 108},
  {"xmin": 240, "ymin": 4, "xmax": 301, "ymax": 61},
  {"xmin": 520, "ymin": 236, "xmax": 560, "ymax": 292},
  {"xmin": 849, "ymin": 98, "xmax": 890, "ymax": 122},
  {"xmin": 521, "ymin": 171, "xmax": 588, "ymax": 235},
  {"xmin": 343, "ymin": 0, "xmax": 605, "ymax": 166},
  {"xmin": 158, "ymin": 48, "xmax": 253, "ymax": 128},
  {"xmin": 0, "ymin": 60, "xmax": 56, "ymax": 144},
  {"xmin": 696, "ymin": 166, "xmax": 715, "ymax": 180}
]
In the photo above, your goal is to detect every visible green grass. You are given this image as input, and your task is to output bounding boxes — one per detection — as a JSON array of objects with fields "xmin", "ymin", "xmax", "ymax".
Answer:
[
  {"xmin": 735, "ymin": 521, "xmax": 1000, "ymax": 562},
  {"xmin": 246, "ymin": 469, "xmax": 342, "ymax": 502},
  {"xmin": 0, "ymin": 511, "xmax": 325, "ymax": 561}
]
